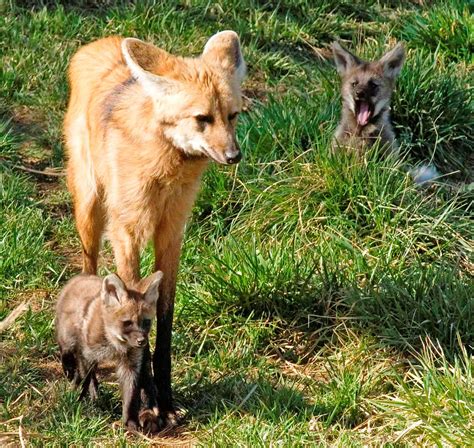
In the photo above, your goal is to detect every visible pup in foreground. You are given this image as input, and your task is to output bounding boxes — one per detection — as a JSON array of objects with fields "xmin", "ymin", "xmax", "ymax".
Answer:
[
  {"xmin": 55, "ymin": 271, "xmax": 163, "ymax": 431},
  {"xmin": 64, "ymin": 31, "xmax": 245, "ymax": 422},
  {"xmin": 332, "ymin": 41, "xmax": 405, "ymax": 155}
]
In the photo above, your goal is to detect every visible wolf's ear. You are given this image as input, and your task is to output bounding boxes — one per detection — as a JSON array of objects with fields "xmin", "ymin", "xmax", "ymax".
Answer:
[
  {"xmin": 141, "ymin": 271, "xmax": 163, "ymax": 307},
  {"xmin": 102, "ymin": 274, "xmax": 127, "ymax": 308},
  {"xmin": 332, "ymin": 42, "xmax": 362, "ymax": 75},
  {"xmin": 202, "ymin": 31, "xmax": 246, "ymax": 84},
  {"xmin": 122, "ymin": 38, "xmax": 180, "ymax": 96},
  {"xmin": 379, "ymin": 43, "xmax": 405, "ymax": 79}
]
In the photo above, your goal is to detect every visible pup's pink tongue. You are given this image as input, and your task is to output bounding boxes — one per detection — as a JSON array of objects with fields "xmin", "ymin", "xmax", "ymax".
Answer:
[{"xmin": 357, "ymin": 102, "xmax": 371, "ymax": 126}]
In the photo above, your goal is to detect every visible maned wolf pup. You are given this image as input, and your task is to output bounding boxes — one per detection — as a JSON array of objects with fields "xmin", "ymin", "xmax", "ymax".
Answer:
[
  {"xmin": 55, "ymin": 271, "xmax": 163, "ymax": 431},
  {"xmin": 64, "ymin": 32, "xmax": 245, "ymax": 423},
  {"xmin": 332, "ymin": 41, "xmax": 405, "ymax": 155}
]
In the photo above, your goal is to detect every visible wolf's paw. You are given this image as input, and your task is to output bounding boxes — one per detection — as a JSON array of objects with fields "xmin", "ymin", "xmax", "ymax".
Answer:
[{"xmin": 158, "ymin": 410, "xmax": 179, "ymax": 429}]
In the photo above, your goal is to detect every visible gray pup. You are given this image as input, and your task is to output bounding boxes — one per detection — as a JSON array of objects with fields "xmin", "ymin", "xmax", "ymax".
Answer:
[
  {"xmin": 332, "ymin": 41, "xmax": 405, "ymax": 156},
  {"xmin": 55, "ymin": 271, "xmax": 162, "ymax": 431}
]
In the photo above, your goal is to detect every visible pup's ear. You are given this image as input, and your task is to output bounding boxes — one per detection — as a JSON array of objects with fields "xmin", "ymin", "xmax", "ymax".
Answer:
[
  {"xmin": 379, "ymin": 43, "xmax": 405, "ymax": 79},
  {"xmin": 122, "ymin": 38, "xmax": 180, "ymax": 96},
  {"xmin": 331, "ymin": 41, "xmax": 362, "ymax": 76},
  {"xmin": 141, "ymin": 271, "xmax": 164, "ymax": 307},
  {"xmin": 102, "ymin": 274, "xmax": 127, "ymax": 308},
  {"xmin": 202, "ymin": 31, "xmax": 246, "ymax": 84}
]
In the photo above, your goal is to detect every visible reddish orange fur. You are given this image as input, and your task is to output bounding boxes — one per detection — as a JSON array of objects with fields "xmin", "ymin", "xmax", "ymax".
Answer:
[
  {"xmin": 64, "ymin": 33, "xmax": 245, "ymax": 420},
  {"xmin": 64, "ymin": 34, "xmax": 244, "ymax": 288}
]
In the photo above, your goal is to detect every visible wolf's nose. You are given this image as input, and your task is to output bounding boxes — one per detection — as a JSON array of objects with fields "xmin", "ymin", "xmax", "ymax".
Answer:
[
  {"xmin": 225, "ymin": 151, "xmax": 242, "ymax": 164},
  {"xmin": 137, "ymin": 337, "xmax": 146, "ymax": 346}
]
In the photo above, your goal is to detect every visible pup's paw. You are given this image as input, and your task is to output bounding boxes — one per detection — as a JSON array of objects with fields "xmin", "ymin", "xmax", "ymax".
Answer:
[
  {"xmin": 139, "ymin": 409, "xmax": 160, "ymax": 434},
  {"xmin": 124, "ymin": 419, "xmax": 139, "ymax": 432}
]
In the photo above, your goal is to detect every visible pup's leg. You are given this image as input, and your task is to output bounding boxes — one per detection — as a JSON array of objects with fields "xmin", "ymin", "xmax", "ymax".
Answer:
[
  {"xmin": 138, "ymin": 346, "xmax": 160, "ymax": 433},
  {"xmin": 139, "ymin": 346, "xmax": 158, "ymax": 410},
  {"xmin": 60, "ymin": 350, "xmax": 77, "ymax": 382},
  {"xmin": 119, "ymin": 365, "xmax": 141, "ymax": 431},
  {"xmin": 77, "ymin": 357, "xmax": 96, "ymax": 400},
  {"xmin": 88, "ymin": 369, "xmax": 99, "ymax": 401}
]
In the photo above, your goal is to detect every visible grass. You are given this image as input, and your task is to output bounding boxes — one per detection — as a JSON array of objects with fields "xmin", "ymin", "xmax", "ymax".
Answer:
[{"xmin": 1, "ymin": 0, "xmax": 473, "ymax": 446}]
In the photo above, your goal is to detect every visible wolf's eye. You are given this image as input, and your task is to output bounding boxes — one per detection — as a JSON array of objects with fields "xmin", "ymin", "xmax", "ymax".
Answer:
[
  {"xmin": 228, "ymin": 112, "xmax": 239, "ymax": 121},
  {"xmin": 195, "ymin": 115, "xmax": 214, "ymax": 124},
  {"xmin": 142, "ymin": 319, "xmax": 152, "ymax": 330},
  {"xmin": 351, "ymin": 81, "xmax": 358, "ymax": 87},
  {"xmin": 122, "ymin": 320, "xmax": 133, "ymax": 328}
]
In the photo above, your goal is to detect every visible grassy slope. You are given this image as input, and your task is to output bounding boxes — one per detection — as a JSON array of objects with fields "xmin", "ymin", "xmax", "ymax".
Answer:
[{"xmin": 1, "ymin": 1, "xmax": 473, "ymax": 446}]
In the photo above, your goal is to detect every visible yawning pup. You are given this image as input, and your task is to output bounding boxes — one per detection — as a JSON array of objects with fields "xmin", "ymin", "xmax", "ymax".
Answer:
[{"xmin": 332, "ymin": 41, "xmax": 405, "ymax": 156}]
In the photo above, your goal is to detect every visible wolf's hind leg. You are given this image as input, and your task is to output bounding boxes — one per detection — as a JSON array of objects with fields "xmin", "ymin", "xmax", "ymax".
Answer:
[
  {"xmin": 66, "ymin": 125, "xmax": 104, "ymax": 276},
  {"xmin": 74, "ymin": 193, "xmax": 105, "ymax": 276}
]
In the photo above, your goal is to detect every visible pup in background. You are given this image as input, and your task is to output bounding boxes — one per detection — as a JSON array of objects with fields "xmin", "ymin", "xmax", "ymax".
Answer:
[
  {"xmin": 332, "ymin": 41, "xmax": 405, "ymax": 156},
  {"xmin": 64, "ymin": 31, "xmax": 245, "ymax": 422},
  {"xmin": 55, "ymin": 271, "xmax": 163, "ymax": 431}
]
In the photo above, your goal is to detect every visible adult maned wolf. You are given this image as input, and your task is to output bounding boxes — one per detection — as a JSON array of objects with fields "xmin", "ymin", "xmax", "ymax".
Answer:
[
  {"xmin": 64, "ymin": 32, "xmax": 246, "ymax": 425},
  {"xmin": 331, "ymin": 41, "xmax": 405, "ymax": 156}
]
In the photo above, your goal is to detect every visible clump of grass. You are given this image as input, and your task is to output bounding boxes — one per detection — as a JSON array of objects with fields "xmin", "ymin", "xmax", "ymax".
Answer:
[
  {"xmin": 393, "ymin": 49, "xmax": 473, "ymax": 179},
  {"xmin": 377, "ymin": 337, "xmax": 474, "ymax": 446},
  {"xmin": 182, "ymin": 143, "xmax": 473, "ymax": 353},
  {"xmin": 0, "ymin": 119, "xmax": 21, "ymax": 159},
  {"xmin": 398, "ymin": 0, "xmax": 473, "ymax": 63},
  {"xmin": 0, "ymin": 170, "xmax": 59, "ymax": 298}
]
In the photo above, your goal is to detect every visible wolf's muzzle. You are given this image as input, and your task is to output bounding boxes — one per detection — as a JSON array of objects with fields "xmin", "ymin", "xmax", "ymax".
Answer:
[{"xmin": 225, "ymin": 150, "xmax": 242, "ymax": 164}]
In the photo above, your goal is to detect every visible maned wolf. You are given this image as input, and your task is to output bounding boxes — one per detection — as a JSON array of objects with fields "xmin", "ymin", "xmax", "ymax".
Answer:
[
  {"xmin": 64, "ymin": 32, "xmax": 245, "ymax": 424},
  {"xmin": 332, "ymin": 41, "xmax": 405, "ymax": 156},
  {"xmin": 55, "ymin": 271, "xmax": 163, "ymax": 431}
]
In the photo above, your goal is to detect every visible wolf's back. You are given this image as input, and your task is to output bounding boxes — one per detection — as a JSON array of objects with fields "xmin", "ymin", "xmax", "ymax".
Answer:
[
  {"xmin": 67, "ymin": 37, "xmax": 125, "ymax": 107},
  {"xmin": 64, "ymin": 38, "xmax": 132, "ymax": 195}
]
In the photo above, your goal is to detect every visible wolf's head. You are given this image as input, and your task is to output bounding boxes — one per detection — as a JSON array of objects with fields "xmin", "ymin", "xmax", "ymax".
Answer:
[
  {"xmin": 101, "ymin": 272, "xmax": 163, "ymax": 349},
  {"xmin": 332, "ymin": 42, "xmax": 405, "ymax": 127},
  {"xmin": 122, "ymin": 32, "xmax": 246, "ymax": 165}
]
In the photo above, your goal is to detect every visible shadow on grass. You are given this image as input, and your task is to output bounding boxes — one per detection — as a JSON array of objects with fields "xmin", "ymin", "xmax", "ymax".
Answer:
[{"xmin": 176, "ymin": 374, "xmax": 338, "ymax": 428}]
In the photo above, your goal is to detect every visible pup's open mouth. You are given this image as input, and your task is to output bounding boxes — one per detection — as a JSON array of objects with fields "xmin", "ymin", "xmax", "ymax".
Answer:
[{"xmin": 355, "ymin": 100, "xmax": 373, "ymax": 126}]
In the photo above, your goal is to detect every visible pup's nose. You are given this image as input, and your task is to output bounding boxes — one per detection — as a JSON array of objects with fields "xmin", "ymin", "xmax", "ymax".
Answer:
[
  {"xmin": 355, "ymin": 89, "xmax": 368, "ymax": 100},
  {"xmin": 225, "ymin": 150, "xmax": 242, "ymax": 164},
  {"xmin": 136, "ymin": 337, "xmax": 146, "ymax": 347}
]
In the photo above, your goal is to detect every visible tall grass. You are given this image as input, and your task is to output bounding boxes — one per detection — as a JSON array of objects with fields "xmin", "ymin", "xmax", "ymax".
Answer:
[{"xmin": 1, "ymin": 0, "xmax": 473, "ymax": 446}]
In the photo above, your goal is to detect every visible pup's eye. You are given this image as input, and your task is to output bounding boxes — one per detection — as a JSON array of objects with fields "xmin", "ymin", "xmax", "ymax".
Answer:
[
  {"xmin": 195, "ymin": 115, "xmax": 214, "ymax": 124},
  {"xmin": 122, "ymin": 320, "xmax": 133, "ymax": 328},
  {"xmin": 228, "ymin": 112, "xmax": 239, "ymax": 121},
  {"xmin": 351, "ymin": 81, "xmax": 358, "ymax": 87},
  {"xmin": 368, "ymin": 80, "xmax": 379, "ymax": 89},
  {"xmin": 142, "ymin": 319, "xmax": 152, "ymax": 330}
]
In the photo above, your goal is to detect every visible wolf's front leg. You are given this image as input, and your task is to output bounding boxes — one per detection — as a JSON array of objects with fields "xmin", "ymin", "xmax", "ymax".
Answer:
[
  {"xmin": 109, "ymin": 224, "xmax": 141, "ymax": 285},
  {"xmin": 153, "ymin": 227, "xmax": 183, "ymax": 427}
]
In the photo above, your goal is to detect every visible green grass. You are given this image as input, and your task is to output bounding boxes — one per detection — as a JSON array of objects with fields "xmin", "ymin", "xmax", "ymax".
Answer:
[{"xmin": 1, "ymin": 0, "xmax": 473, "ymax": 446}]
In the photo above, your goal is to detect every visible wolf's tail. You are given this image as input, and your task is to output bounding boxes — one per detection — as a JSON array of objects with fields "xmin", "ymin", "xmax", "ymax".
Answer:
[{"xmin": 409, "ymin": 164, "xmax": 439, "ymax": 186}]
